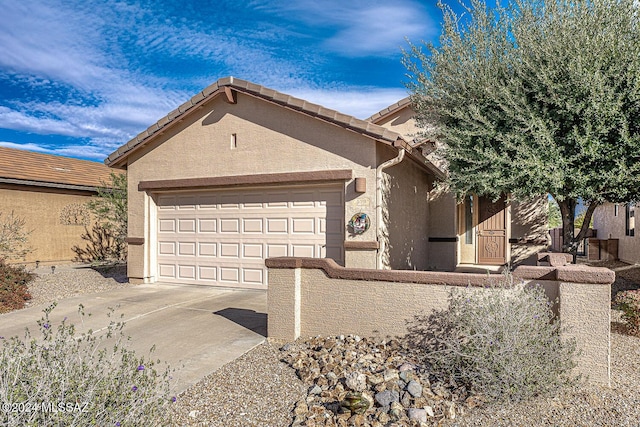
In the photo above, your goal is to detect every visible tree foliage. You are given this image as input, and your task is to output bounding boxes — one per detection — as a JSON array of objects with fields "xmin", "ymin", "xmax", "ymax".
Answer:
[
  {"xmin": 85, "ymin": 172, "xmax": 127, "ymax": 262},
  {"xmin": 404, "ymin": 0, "xmax": 640, "ymax": 255}
]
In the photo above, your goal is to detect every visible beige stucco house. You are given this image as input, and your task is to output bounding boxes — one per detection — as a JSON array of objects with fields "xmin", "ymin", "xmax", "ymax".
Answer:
[
  {"xmin": 0, "ymin": 147, "xmax": 115, "ymax": 264},
  {"xmin": 593, "ymin": 202, "xmax": 639, "ymax": 263},
  {"xmin": 106, "ymin": 77, "xmax": 547, "ymax": 288}
]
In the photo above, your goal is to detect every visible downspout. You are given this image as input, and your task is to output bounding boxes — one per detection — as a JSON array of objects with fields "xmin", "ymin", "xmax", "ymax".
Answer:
[{"xmin": 376, "ymin": 147, "xmax": 406, "ymax": 269}]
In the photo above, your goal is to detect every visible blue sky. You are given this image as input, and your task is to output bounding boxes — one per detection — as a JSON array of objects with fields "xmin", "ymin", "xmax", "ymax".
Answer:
[{"xmin": 0, "ymin": 0, "xmax": 459, "ymax": 162}]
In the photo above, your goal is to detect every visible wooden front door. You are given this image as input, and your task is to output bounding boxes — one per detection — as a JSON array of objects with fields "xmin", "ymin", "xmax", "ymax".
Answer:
[{"xmin": 477, "ymin": 196, "xmax": 507, "ymax": 265}]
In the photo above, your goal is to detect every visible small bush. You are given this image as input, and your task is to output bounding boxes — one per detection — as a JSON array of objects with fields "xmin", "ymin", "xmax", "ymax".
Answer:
[
  {"xmin": 408, "ymin": 275, "xmax": 577, "ymax": 402},
  {"xmin": 0, "ymin": 260, "xmax": 34, "ymax": 313},
  {"xmin": 0, "ymin": 304, "xmax": 174, "ymax": 426},
  {"xmin": 615, "ymin": 290, "xmax": 640, "ymax": 336},
  {"xmin": 0, "ymin": 211, "xmax": 33, "ymax": 262}
]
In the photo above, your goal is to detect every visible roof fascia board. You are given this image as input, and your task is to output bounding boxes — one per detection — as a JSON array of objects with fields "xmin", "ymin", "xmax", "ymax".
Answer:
[{"xmin": 0, "ymin": 177, "xmax": 100, "ymax": 192}]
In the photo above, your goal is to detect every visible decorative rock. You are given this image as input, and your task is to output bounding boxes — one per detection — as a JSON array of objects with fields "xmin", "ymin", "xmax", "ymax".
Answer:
[
  {"xmin": 408, "ymin": 408, "xmax": 427, "ymax": 423},
  {"xmin": 367, "ymin": 374, "xmax": 384, "ymax": 386},
  {"xmin": 375, "ymin": 390, "xmax": 399, "ymax": 407},
  {"xmin": 340, "ymin": 391, "xmax": 370, "ymax": 415},
  {"xmin": 406, "ymin": 380, "xmax": 423, "ymax": 398},
  {"xmin": 425, "ymin": 406, "xmax": 435, "ymax": 417},
  {"xmin": 398, "ymin": 362, "xmax": 416, "ymax": 372},
  {"xmin": 383, "ymin": 369, "xmax": 399, "ymax": 382},
  {"xmin": 399, "ymin": 370, "xmax": 415, "ymax": 382},
  {"xmin": 401, "ymin": 391, "xmax": 412, "ymax": 407},
  {"xmin": 309, "ymin": 384, "xmax": 322, "ymax": 395},
  {"xmin": 345, "ymin": 371, "xmax": 368, "ymax": 392},
  {"xmin": 389, "ymin": 402, "xmax": 404, "ymax": 421}
]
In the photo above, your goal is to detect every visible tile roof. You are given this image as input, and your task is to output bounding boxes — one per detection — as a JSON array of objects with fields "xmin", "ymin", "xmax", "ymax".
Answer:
[
  {"xmin": 366, "ymin": 96, "xmax": 412, "ymax": 123},
  {"xmin": 105, "ymin": 77, "xmax": 410, "ymax": 168},
  {"xmin": 0, "ymin": 146, "xmax": 116, "ymax": 190}
]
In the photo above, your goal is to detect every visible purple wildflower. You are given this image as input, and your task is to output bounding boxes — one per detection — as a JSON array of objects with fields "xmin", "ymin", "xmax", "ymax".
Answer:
[
  {"xmin": 137, "ymin": 365, "xmax": 144, "ymax": 371},
  {"xmin": 172, "ymin": 396, "xmax": 177, "ymax": 402},
  {"xmin": 132, "ymin": 386, "xmax": 138, "ymax": 391},
  {"xmin": 115, "ymin": 423, "xmax": 121, "ymax": 426},
  {"xmin": 43, "ymin": 323, "xmax": 50, "ymax": 329}
]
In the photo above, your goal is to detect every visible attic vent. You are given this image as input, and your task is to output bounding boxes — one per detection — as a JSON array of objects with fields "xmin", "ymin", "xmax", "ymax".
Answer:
[{"xmin": 53, "ymin": 167, "xmax": 71, "ymax": 172}]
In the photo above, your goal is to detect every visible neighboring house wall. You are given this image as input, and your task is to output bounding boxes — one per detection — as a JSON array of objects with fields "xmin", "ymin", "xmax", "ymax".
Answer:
[
  {"xmin": 511, "ymin": 197, "xmax": 551, "ymax": 265},
  {"xmin": 124, "ymin": 92, "xmax": 385, "ymax": 282},
  {"xmin": 0, "ymin": 184, "xmax": 93, "ymax": 264},
  {"xmin": 593, "ymin": 202, "xmax": 639, "ymax": 264}
]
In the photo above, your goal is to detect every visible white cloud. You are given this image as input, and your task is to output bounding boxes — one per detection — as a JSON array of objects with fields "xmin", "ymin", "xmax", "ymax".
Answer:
[
  {"xmin": 249, "ymin": 0, "xmax": 436, "ymax": 57},
  {"xmin": 286, "ymin": 86, "xmax": 408, "ymax": 119}
]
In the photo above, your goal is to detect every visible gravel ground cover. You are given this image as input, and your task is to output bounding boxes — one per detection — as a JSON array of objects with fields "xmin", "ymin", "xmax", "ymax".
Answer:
[{"xmin": 24, "ymin": 263, "xmax": 131, "ymax": 308}]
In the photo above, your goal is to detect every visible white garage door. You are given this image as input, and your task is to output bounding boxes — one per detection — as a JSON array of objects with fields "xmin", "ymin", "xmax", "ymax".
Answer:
[{"xmin": 155, "ymin": 185, "xmax": 344, "ymax": 288}]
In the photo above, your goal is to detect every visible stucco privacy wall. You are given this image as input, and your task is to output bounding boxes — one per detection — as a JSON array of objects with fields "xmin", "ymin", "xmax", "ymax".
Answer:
[
  {"xmin": 0, "ymin": 185, "xmax": 94, "ymax": 264},
  {"xmin": 266, "ymin": 258, "xmax": 614, "ymax": 386},
  {"xmin": 124, "ymin": 92, "xmax": 387, "ymax": 282},
  {"xmin": 593, "ymin": 202, "xmax": 640, "ymax": 264}
]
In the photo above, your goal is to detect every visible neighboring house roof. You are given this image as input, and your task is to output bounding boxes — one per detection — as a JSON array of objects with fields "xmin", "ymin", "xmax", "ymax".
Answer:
[
  {"xmin": 105, "ymin": 77, "xmax": 443, "ymax": 178},
  {"xmin": 0, "ymin": 146, "xmax": 115, "ymax": 191},
  {"xmin": 366, "ymin": 96, "xmax": 412, "ymax": 123}
]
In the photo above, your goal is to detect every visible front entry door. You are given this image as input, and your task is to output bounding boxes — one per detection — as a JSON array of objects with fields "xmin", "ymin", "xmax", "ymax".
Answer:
[{"xmin": 477, "ymin": 196, "xmax": 507, "ymax": 265}]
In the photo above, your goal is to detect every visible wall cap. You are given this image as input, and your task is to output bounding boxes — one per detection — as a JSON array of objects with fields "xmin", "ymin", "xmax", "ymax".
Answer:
[{"xmin": 265, "ymin": 257, "xmax": 615, "ymax": 286}]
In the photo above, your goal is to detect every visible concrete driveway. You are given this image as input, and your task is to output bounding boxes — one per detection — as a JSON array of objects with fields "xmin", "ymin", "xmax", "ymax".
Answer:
[{"xmin": 0, "ymin": 283, "xmax": 267, "ymax": 394}]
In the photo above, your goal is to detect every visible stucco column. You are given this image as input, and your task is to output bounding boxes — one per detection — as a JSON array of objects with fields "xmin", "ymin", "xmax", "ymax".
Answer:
[
  {"xmin": 266, "ymin": 266, "xmax": 301, "ymax": 341},
  {"xmin": 557, "ymin": 269, "xmax": 612, "ymax": 386}
]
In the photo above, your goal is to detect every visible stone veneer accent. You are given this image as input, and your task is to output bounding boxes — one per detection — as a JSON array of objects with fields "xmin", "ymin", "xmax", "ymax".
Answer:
[{"xmin": 266, "ymin": 257, "xmax": 614, "ymax": 386}]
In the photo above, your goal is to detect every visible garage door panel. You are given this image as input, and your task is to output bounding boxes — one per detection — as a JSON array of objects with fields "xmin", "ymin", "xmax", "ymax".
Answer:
[
  {"xmin": 158, "ymin": 264, "xmax": 176, "ymax": 278},
  {"xmin": 159, "ymin": 242, "xmax": 175, "ymax": 255},
  {"xmin": 219, "ymin": 218, "xmax": 240, "ymax": 233},
  {"xmin": 156, "ymin": 186, "xmax": 344, "ymax": 287},
  {"xmin": 267, "ymin": 244, "xmax": 288, "ymax": 258},
  {"xmin": 292, "ymin": 218, "xmax": 315, "ymax": 233},
  {"xmin": 242, "ymin": 218, "xmax": 263, "ymax": 233},
  {"xmin": 267, "ymin": 218, "xmax": 288, "ymax": 233},
  {"xmin": 219, "ymin": 267, "xmax": 240, "ymax": 283},
  {"xmin": 178, "ymin": 219, "xmax": 196, "ymax": 233},
  {"xmin": 243, "ymin": 243, "xmax": 263, "ymax": 258},
  {"xmin": 243, "ymin": 268, "xmax": 264, "ymax": 284},
  {"xmin": 199, "ymin": 266, "xmax": 217, "ymax": 280},
  {"xmin": 220, "ymin": 243, "xmax": 240, "ymax": 258},
  {"xmin": 178, "ymin": 242, "xmax": 196, "ymax": 256},
  {"xmin": 198, "ymin": 218, "xmax": 217, "ymax": 233},
  {"xmin": 198, "ymin": 242, "xmax": 217, "ymax": 257},
  {"xmin": 292, "ymin": 244, "xmax": 315, "ymax": 258},
  {"xmin": 159, "ymin": 219, "xmax": 175, "ymax": 232}
]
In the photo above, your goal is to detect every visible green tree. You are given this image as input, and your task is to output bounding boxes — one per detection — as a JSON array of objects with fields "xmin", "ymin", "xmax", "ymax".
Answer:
[
  {"xmin": 86, "ymin": 172, "xmax": 127, "ymax": 262},
  {"xmin": 404, "ymin": 0, "xmax": 640, "ymax": 257},
  {"xmin": 548, "ymin": 197, "xmax": 561, "ymax": 230}
]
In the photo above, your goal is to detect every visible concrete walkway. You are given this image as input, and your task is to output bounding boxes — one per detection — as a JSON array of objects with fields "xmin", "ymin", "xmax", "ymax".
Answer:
[{"xmin": 0, "ymin": 283, "xmax": 267, "ymax": 394}]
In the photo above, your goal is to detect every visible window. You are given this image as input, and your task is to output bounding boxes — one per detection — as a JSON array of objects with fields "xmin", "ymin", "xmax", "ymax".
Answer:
[
  {"xmin": 626, "ymin": 203, "xmax": 635, "ymax": 237},
  {"xmin": 465, "ymin": 195, "xmax": 473, "ymax": 244}
]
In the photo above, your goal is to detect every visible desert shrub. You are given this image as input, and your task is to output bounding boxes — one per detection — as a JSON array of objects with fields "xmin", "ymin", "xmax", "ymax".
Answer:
[
  {"xmin": 407, "ymin": 275, "xmax": 577, "ymax": 402},
  {"xmin": 0, "ymin": 260, "xmax": 34, "ymax": 313},
  {"xmin": 0, "ymin": 211, "xmax": 33, "ymax": 262},
  {"xmin": 0, "ymin": 304, "xmax": 174, "ymax": 426},
  {"xmin": 615, "ymin": 290, "xmax": 640, "ymax": 336}
]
